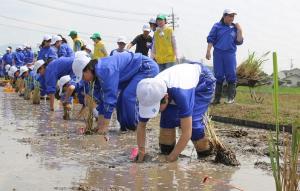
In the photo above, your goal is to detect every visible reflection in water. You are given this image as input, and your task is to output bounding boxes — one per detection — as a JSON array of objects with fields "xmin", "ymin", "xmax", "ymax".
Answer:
[{"xmin": 0, "ymin": 88, "xmax": 274, "ymax": 190}]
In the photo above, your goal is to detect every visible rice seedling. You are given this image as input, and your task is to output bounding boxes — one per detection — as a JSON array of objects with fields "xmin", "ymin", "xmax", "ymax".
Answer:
[
  {"xmin": 32, "ymin": 79, "xmax": 41, "ymax": 104},
  {"xmin": 204, "ymin": 114, "xmax": 240, "ymax": 166},
  {"xmin": 24, "ymin": 77, "xmax": 32, "ymax": 100},
  {"xmin": 268, "ymin": 52, "xmax": 300, "ymax": 191},
  {"xmin": 85, "ymin": 81, "xmax": 96, "ymax": 134}
]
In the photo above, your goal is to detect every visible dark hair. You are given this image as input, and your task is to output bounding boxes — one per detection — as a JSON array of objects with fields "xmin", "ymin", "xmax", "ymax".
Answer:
[
  {"xmin": 83, "ymin": 59, "xmax": 97, "ymax": 75},
  {"xmin": 57, "ymin": 34, "xmax": 68, "ymax": 43},
  {"xmin": 220, "ymin": 14, "xmax": 227, "ymax": 24},
  {"xmin": 81, "ymin": 45, "xmax": 87, "ymax": 51}
]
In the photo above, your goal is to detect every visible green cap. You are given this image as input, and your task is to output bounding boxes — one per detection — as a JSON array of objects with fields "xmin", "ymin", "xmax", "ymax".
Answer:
[
  {"xmin": 90, "ymin": 32, "xmax": 101, "ymax": 39},
  {"xmin": 156, "ymin": 14, "xmax": 167, "ymax": 20},
  {"xmin": 68, "ymin": 30, "xmax": 77, "ymax": 36}
]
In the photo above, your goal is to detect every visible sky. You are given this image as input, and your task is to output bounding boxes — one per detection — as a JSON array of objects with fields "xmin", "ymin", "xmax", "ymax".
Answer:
[{"xmin": 0, "ymin": 0, "xmax": 299, "ymax": 74}]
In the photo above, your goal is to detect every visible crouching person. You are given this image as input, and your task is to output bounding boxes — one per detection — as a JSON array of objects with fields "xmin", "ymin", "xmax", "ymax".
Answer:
[{"xmin": 136, "ymin": 63, "xmax": 216, "ymax": 162}]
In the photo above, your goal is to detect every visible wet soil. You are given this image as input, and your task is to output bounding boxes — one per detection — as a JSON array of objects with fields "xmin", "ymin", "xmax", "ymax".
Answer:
[{"xmin": 0, "ymin": 88, "xmax": 278, "ymax": 190}]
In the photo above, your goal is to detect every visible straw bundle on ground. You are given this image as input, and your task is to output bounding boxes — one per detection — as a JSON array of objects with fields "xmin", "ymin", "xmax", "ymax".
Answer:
[
  {"xmin": 237, "ymin": 52, "xmax": 270, "ymax": 87},
  {"xmin": 24, "ymin": 78, "xmax": 32, "ymax": 100},
  {"xmin": 84, "ymin": 82, "xmax": 96, "ymax": 135},
  {"xmin": 204, "ymin": 115, "xmax": 240, "ymax": 166}
]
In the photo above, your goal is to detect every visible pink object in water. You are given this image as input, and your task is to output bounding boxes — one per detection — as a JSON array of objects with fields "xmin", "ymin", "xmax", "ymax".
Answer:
[{"xmin": 130, "ymin": 148, "xmax": 138, "ymax": 160}]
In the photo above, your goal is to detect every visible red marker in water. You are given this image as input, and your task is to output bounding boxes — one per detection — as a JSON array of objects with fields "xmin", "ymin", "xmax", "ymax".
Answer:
[{"xmin": 130, "ymin": 148, "xmax": 138, "ymax": 160}]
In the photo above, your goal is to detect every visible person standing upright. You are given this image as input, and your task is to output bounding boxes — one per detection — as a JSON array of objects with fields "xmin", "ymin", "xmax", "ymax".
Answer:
[
  {"xmin": 69, "ymin": 30, "xmax": 84, "ymax": 52},
  {"xmin": 206, "ymin": 9, "xmax": 243, "ymax": 104},
  {"xmin": 152, "ymin": 14, "xmax": 178, "ymax": 72},
  {"xmin": 90, "ymin": 32, "xmax": 108, "ymax": 60},
  {"xmin": 127, "ymin": 25, "xmax": 152, "ymax": 56}
]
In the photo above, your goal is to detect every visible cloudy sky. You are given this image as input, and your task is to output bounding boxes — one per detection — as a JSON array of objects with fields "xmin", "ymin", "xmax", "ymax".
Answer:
[{"xmin": 0, "ymin": 0, "xmax": 299, "ymax": 74}]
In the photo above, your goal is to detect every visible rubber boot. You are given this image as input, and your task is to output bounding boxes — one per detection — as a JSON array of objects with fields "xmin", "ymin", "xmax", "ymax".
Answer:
[
  {"xmin": 193, "ymin": 137, "xmax": 213, "ymax": 158},
  {"xmin": 212, "ymin": 83, "xmax": 223, "ymax": 105},
  {"xmin": 159, "ymin": 128, "xmax": 176, "ymax": 155},
  {"xmin": 225, "ymin": 83, "xmax": 236, "ymax": 104}
]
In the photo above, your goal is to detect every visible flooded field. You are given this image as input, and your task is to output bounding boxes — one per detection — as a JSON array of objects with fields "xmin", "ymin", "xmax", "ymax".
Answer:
[{"xmin": 0, "ymin": 88, "xmax": 275, "ymax": 191}]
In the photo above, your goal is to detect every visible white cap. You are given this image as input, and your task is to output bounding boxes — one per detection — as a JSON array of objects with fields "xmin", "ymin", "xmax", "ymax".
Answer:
[
  {"xmin": 51, "ymin": 35, "xmax": 62, "ymax": 45},
  {"xmin": 19, "ymin": 66, "xmax": 29, "ymax": 76},
  {"xmin": 223, "ymin": 9, "xmax": 237, "ymax": 15},
  {"xmin": 5, "ymin": 65, "xmax": 11, "ymax": 72},
  {"xmin": 43, "ymin": 34, "xmax": 52, "ymax": 41},
  {"xmin": 58, "ymin": 75, "xmax": 71, "ymax": 95},
  {"xmin": 149, "ymin": 18, "xmax": 156, "ymax": 24},
  {"xmin": 142, "ymin": 24, "xmax": 151, "ymax": 32},
  {"xmin": 117, "ymin": 36, "xmax": 127, "ymax": 44},
  {"xmin": 72, "ymin": 51, "xmax": 91, "ymax": 83},
  {"xmin": 9, "ymin": 66, "xmax": 18, "ymax": 76},
  {"xmin": 34, "ymin": 60, "xmax": 46, "ymax": 73},
  {"xmin": 6, "ymin": 48, "xmax": 10, "ymax": 51},
  {"xmin": 8, "ymin": 70, "xmax": 14, "ymax": 78},
  {"xmin": 16, "ymin": 46, "xmax": 23, "ymax": 50},
  {"xmin": 136, "ymin": 78, "xmax": 167, "ymax": 118}
]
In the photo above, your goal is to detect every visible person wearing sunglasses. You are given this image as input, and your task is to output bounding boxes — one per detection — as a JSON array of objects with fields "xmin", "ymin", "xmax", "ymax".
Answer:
[{"xmin": 206, "ymin": 9, "xmax": 243, "ymax": 105}]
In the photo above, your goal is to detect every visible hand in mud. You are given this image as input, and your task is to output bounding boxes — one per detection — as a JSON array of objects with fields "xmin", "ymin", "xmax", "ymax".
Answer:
[
  {"xmin": 136, "ymin": 151, "xmax": 145, "ymax": 163},
  {"xmin": 166, "ymin": 154, "xmax": 178, "ymax": 162},
  {"xmin": 76, "ymin": 106, "xmax": 86, "ymax": 119}
]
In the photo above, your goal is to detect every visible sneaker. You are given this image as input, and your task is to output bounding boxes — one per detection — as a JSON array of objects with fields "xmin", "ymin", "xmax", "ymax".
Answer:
[{"xmin": 225, "ymin": 99, "xmax": 235, "ymax": 104}]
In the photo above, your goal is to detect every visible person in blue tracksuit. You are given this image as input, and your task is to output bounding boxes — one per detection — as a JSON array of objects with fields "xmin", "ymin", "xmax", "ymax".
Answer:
[
  {"xmin": 52, "ymin": 35, "xmax": 74, "ymax": 58},
  {"xmin": 35, "ymin": 56, "xmax": 74, "ymax": 111},
  {"xmin": 136, "ymin": 63, "xmax": 216, "ymax": 162},
  {"xmin": 23, "ymin": 46, "xmax": 34, "ymax": 64},
  {"xmin": 206, "ymin": 9, "xmax": 243, "ymax": 104},
  {"xmin": 2, "ymin": 48, "xmax": 13, "ymax": 79},
  {"xmin": 0, "ymin": 56, "xmax": 3, "ymax": 77},
  {"xmin": 72, "ymin": 51, "xmax": 159, "ymax": 132},
  {"xmin": 37, "ymin": 35, "xmax": 58, "ymax": 62},
  {"xmin": 13, "ymin": 47, "xmax": 25, "ymax": 67}
]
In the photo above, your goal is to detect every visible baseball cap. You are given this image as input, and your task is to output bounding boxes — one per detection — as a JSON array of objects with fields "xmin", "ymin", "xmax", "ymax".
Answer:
[
  {"xmin": 90, "ymin": 32, "xmax": 101, "ymax": 40},
  {"xmin": 136, "ymin": 78, "xmax": 167, "ymax": 118},
  {"xmin": 223, "ymin": 9, "xmax": 237, "ymax": 15},
  {"xmin": 149, "ymin": 18, "xmax": 156, "ymax": 24},
  {"xmin": 58, "ymin": 75, "xmax": 71, "ymax": 95},
  {"xmin": 43, "ymin": 34, "xmax": 52, "ymax": 41},
  {"xmin": 68, "ymin": 30, "xmax": 77, "ymax": 36},
  {"xmin": 51, "ymin": 35, "xmax": 62, "ymax": 45},
  {"xmin": 156, "ymin": 14, "xmax": 167, "ymax": 20},
  {"xmin": 72, "ymin": 51, "xmax": 91, "ymax": 83},
  {"xmin": 19, "ymin": 66, "xmax": 29, "ymax": 77},
  {"xmin": 34, "ymin": 60, "xmax": 46, "ymax": 73},
  {"xmin": 142, "ymin": 24, "xmax": 151, "ymax": 32},
  {"xmin": 117, "ymin": 36, "xmax": 127, "ymax": 44}
]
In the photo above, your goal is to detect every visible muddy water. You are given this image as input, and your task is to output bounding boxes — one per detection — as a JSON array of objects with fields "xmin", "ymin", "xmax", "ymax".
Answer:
[{"xmin": 0, "ymin": 89, "xmax": 275, "ymax": 191}]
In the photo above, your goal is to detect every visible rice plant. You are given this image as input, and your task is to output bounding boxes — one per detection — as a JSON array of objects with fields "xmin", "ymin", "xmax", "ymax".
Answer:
[
  {"xmin": 85, "ymin": 81, "xmax": 95, "ymax": 134},
  {"xmin": 32, "ymin": 79, "xmax": 41, "ymax": 104},
  {"xmin": 268, "ymin": 52, "xmax": 300, "ymax": 191},
  {"xmin": 24, "ymin": 77, "xmax": 32, "ymax": 100}
]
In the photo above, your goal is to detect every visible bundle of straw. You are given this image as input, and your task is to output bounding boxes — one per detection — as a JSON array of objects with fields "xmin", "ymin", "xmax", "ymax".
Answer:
[
  {"xmin": 32, "ymin": 80, "xmax": 41, "ymax": 104},
  {"xmin": 237, "ymin": 51, "xmax": 270, "ymax": 87},
  {"xmin": 204, "ymin": 114, "xmax": 240, "ymax": 166}
]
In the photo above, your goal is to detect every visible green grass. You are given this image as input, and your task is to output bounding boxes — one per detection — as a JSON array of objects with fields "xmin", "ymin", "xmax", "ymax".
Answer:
[{"xmin": 237, "ymin": 86, "xmax": 300, "ymax": 94}]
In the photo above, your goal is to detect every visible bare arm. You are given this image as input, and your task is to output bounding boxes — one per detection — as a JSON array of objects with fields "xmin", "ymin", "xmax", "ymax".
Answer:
[
  {"xmin": 206, "ymin": 43, "xmax": 213, "ymax": 60},
  {"xmin": 63, "ymin": 85, "xmax": 75, "ymax": 103},
  {"xmin": 235, "ymin": 23, "xmax": 243, "ymax": 43},
  {"xmin": 49, "ymin": 94, "xmax": 55, "ymax": 111},
  {"xmin": 127, "ymin": 43, "xmax": 134, "ymax": 50},
  {"xmin": 167, "ymin": 117, "xmax": 192, "ymax": 162}
]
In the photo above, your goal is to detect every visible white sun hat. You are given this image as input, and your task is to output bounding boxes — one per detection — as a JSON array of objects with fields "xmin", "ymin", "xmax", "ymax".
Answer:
[
  {"xmin": 19, "ymin": 66, "xmax": 29, "ymax": 77},
  {"xmin": 34, "ymin": 60, "xmax": 46, "ymax": 73},
  {"xmin": 9, "ymin": 66, "xmax": 18, "ymax": 76},
  {"xmin": 72, "ymin": 51, "xmax": 91, "ymax": 83},
  {"xmin": 5, "ymin": 65, "xmax": 11, "ymax": 72},
  {"xmin": 136, "ymin": 78, "xmax": 167, "ymax": 118},
  {"xmin": 51, "ymin": 35, "xmax": 62, "ymax": 45},
  {"xmin": 58, "ymin": 75, "xmax": 71, "ymax": 95}
]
